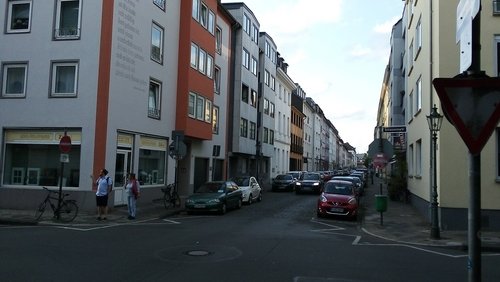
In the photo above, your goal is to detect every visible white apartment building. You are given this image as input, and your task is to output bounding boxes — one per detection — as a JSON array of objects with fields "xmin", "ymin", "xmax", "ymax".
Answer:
[
  {"xmin": 0, "ymin": 0, "xmax": 180, "ymax": 210},
  {"xmin": 273, "ymin": 55, "xmax": 294, "ymax": 177}
]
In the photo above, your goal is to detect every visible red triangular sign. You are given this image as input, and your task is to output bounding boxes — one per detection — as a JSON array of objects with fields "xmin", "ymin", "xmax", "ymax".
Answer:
[{"xmin": 433, "ymin": 77, "xmax": 500, "ymax": 154}]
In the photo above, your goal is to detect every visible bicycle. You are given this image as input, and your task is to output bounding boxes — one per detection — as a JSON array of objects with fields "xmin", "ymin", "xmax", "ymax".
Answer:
[
  {"xmin": 161, "ymin": 183, "xmax": 181, "ymax": 209},
  {"xmin": 34, "ymin": 187, "xmax": 79, "ymax": 222}
]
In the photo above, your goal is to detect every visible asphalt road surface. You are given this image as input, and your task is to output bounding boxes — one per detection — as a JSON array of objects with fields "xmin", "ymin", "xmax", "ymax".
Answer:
[{"xmin": 1, "ymin": 191, "xmax": 499, "ymax": 282}]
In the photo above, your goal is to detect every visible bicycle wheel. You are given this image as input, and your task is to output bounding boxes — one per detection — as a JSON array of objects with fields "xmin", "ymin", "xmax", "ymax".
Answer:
[
  {"xmin": 58, "ymin": 201, "xmax": 78, "ymax": 222},
  {"xmin": 173, "ymin": 192, "xmax": 181, "ymax": 208},
  {"xmin": 164, "ymin": 192, "xmax": 173, "ymax": 209},
  {"xmin": 34, "ymin": 201, "xmax": 47, "ymax": 221}
]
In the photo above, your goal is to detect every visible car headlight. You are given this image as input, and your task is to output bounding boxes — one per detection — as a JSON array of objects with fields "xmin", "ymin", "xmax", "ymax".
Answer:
[
  {"xmin": 320, "ymin": 195, "xmax": 327, "ymax": 202},
  {"xmin": 313, "ymin": 182, "xmax": 319, "ymax": 186},
  {"xmin": 348, "ymin": 198, "xmax": 357, "ymax": 205},
  {"xmin": 208, "ymin": 199, "xmax": 220, "ymax": 203},
  {"xmin": 296, "ymin": 182, "xmax": 302, "ymax": 186}
]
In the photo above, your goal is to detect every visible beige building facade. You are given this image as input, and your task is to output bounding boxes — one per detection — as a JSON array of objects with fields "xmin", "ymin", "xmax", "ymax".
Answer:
[{"xmin": 403, "ymin": 0, "xmax": 500, "ymax": 230}]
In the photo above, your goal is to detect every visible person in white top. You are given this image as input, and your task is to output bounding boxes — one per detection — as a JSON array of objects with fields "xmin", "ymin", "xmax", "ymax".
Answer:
[
  {"xmin": 95, "ymin": 168, "xmax": 113, "ymax": 220},
  {"xmin": 124, "ymin": 172, "xmax": 140, "ymax": 219}
]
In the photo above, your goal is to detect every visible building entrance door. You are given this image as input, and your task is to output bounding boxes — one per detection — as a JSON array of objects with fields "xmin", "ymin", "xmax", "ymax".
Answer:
[{"xmin": 114, "ymin": 149, "xmax": 131, "ymax": 206}]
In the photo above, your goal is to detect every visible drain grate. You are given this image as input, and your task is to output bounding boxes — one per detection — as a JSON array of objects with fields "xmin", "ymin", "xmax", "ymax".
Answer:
[{"xmin": 185, "ymin": 250, "xmax": 211, "ymax": 256}]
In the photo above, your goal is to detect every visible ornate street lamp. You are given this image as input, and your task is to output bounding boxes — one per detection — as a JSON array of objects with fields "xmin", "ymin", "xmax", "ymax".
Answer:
[{"xmin": 426, "ymin": 104, "xmax": 443, "ymax": 239}]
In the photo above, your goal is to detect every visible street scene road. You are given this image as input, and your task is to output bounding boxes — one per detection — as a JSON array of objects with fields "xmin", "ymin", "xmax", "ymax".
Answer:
[{"xmin": 2, "ymin": 187, "xmax": 500, "ymax": 282}]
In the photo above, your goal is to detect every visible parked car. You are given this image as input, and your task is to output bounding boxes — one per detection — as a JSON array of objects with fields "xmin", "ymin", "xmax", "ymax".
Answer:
[
  {"xmin": 287, "ymin": 171, "xmax": 305, "ymax": 180},
  {"xmin": 272, "ymin": 174, "xmax": 296, "ymax": 192},
  {"xmin": 331, "ymin": 176, "xmax": 363, "ymax": 196},
  {"xmin": 230, "ymin": 176, "xmax": 262, "ymax": 204},
  {"xmin": 317, "ymin": 180, "xmax": 359, "ymax": 220},
  {"xmin": 295, "ymin": 172, "xmax": 323, "ymax": 194},
  {"xmin": 185, "ymin": 181, "xmax": 243, "ymax": 214},
  {"xmin": 349, "ymin": 172, "xmax": 366, "ymax": 188}
]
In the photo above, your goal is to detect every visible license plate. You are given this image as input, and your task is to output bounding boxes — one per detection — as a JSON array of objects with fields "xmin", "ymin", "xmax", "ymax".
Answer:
[
  {"xmin": 330, "ymin": 207, "xmax": 343, "ymax": 213},
  {"xmin": 194, "ymin": 204, "xmax": 206, "ymax": 208}
]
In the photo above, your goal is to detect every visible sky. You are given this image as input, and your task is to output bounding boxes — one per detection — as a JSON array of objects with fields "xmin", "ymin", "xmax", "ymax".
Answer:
[{"xmin": 222, "ymin": 0, "xmax": 405, "ymax": 154}]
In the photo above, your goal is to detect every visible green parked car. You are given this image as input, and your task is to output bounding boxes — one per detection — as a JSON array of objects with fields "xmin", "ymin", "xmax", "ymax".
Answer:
[{"xmin": 185, "ymin": 181, "xmax": 243, "ymax": 215}]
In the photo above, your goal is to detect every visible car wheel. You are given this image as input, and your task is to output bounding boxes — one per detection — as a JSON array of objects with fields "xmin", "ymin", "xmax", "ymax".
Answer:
[
  {"xmin": 237, "ymin": 199, "xmax": 242, "ymax": 209},
  {"xmin": 248, "ymin": 194, "xmax": 253, "ymax": 205},
  {"xmin": 257, "ymin": 192, "xmax": 262, "ymax": 202}
]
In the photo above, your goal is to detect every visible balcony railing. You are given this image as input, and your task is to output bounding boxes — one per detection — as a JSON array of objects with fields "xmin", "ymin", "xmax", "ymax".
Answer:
[
  {"xmin": 148, "ymin": 107, "xmax": 161, "ymax": 119},
  {"xmin": 55, "ymin": 27, "xmax": 80, "ymax": 39}
]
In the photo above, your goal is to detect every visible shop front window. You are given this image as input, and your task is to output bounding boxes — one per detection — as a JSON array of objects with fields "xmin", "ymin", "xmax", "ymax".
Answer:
[
  {"xmin": 138, "ymin": 149, "xmax": 166, "ymax": 185},
  {"xmin": 3, "ymin": 144, "xmax": 81, "ymax": 187}
]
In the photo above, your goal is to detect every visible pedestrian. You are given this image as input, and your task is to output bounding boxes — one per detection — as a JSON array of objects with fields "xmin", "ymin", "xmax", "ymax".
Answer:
[
  {"xmin": 124, "ymin": 172, "xmax": 140, "ymax": 220},
  {"xmin": 95, "ymin": 168, "xmax": 113, "ymax": 220}
]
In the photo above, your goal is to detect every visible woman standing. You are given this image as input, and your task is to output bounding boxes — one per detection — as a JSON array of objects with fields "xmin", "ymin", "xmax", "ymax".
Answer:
[{"xmin": 125, "ymin": 173, "xmax": 140, "ymax": 220}]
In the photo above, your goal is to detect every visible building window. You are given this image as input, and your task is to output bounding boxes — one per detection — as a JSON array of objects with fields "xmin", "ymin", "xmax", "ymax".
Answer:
[
  {"xmin": 416, "ymin": 139, "xmax": 422, "ymax": 177},
  {"xmin": 205, "ymin": 100, "xmax": 212, "ymax": 123},
  {"xmin": 188, "ymin": 92, "xmax": 196, "ymax": 118},
  {"xmin": 251, "ymin": 24, "xmax": 259, "ymax": 43},
  {"xmin": 264, "ymin": 70, "xmax": 270, "ymax": 86},
  {"xmin": 263, "ymin": 127, "xmax": 269, "ymax": 143},
  {"xmin": 138, "ymin": 136, "xmax": 166, "ymax": 186},
  {"xmin": 198, "ymin": 48, "xmax": 206, "ymax": 74},
  {"xmin": 265, "ymin": 41, "xmax": 271, "ymax": 58},
  {"xmin": 148, "ymin": 80, "xmax": 161, "ymax": 119},
  {"xmin": 270, "ymin": 130, "xmax": 274, "ymax": 145},
  {"xmin": 240, "ymin": 118, "xmax": 248, "ymax": 138},
  {"xmin": 2, "ymin": 63, "xmax": 27, "ymax": 98},
  {"xmin": 214, "ymin": 66, "xmax": 221, "ymax": 94},
  {"xmin": 243, "ymin": 14, "xmax": 250, "ymax": 35},
  {"xmin": 192, "ymin": 0, "xmax": 200, "ymax": 21},
  {"xmin": 206, "ymin": 54, "xmax": 213, "ymax": 79},
  {"xmin": 408, "ymin": 41, "xmax": 414, "ymax": 70},
  {"xmin": 242, "ymin": 84, "xmax": 249, "ymax": 103},
  {"xmin": 264, "ymin": 99, "xmax": 269, "ymax": 115},
  {"xmin": 415, "ymin": 17, "xmax": 422, "ymax": 54},
  {"xmin": 153, "ymin": 0, "xmax": 165, "ymax": 10},
  {"xmin": 191, "ymin": 43, "xmax": 199, "ymax": 68},
  {"xmin": 242, "ymin": 49, "xmax": 250, "ymax": 69},
  {"xmin": 250, "ymin": 122, "xmax": 256, "ymax": 140},
  {"xmin": 54, "ymin": 0, "xmax": 81, "ymax": 39},
  {"xmin": 151, "ymin": 22, "xmax": 164, "ymax": 64},
  {"xmin": 196, "ymin": 95, "xmax": 204, "ymax": 120},
  {"xmin": 200, "ymin": 3, "xmax": 208, "ymax": 28},
  {"xmin": 271, "ymin": 75, "xmax": 275, "ymax": 90},
  {"xmin": 7, "ymin": 0, "xmax": 32, "ymax": 33},
  {"xmin": 3, "ymin": 130, "xmax": 82, "ymax": 187},
  {"xmin": 51, "ymin": 61, "xmax": 78, "ymax": 97},
  {"xmin": 212, "ymin": 106, "xmax": 219, "ymax": 134},
  {"xmin": 251, "ymin": 57, "xmax": 258, "ymax": 76},
  {"xmin": 416, "ymin": 76, "xmax": 422, "ymax": 112},
  {"xmin": 250, "ymin": 89, "xmax": 257, "ymax": 107},
  {"xmin": 215, "ymin": 26, "xmax": 222, "ymax": 54},
  {"xmin": 497, "ymin": 128, "xmax": 500, "ymax": 178},
  {"xmin": 408, "ymin": 91, "xmax": 414, "ymax": 119},
  {"xmin": 208, "ymin": 10, "xmax": 215, "ymax": 34},
  {"xmin": 270, "ymin": 102, "xmax": 275, "ymax": 118},
  {"xmin": 496, "ymin": 36, "xmax": 500, "ymax": 76}
]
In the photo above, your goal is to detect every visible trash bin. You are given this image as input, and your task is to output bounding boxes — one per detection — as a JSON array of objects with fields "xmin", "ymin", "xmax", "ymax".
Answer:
[{"xmin": 375, "ymin": 194, "xmax": 388, "ymax": 212}]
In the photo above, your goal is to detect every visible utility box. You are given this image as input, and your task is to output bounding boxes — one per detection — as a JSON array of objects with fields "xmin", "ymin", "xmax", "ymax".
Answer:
[{"xmin": 375, "ymin": 195, "xmax": 388, "ymax": 212}]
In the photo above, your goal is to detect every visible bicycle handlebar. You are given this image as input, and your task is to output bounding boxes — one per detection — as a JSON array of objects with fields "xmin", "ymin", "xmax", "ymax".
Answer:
[{"xmin": 42, "ymin": 187, "xmax": 70, "ymax": 197}]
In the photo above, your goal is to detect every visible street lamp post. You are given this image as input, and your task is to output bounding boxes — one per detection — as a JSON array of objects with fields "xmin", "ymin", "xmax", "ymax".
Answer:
[{"xmin": 426, "ymin": 104, "xmax": 443, "ymax": 239}]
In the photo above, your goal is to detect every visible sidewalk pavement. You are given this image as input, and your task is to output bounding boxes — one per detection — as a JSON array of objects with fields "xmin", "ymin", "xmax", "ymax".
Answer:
[{"xmin": 1, "ymin": 179, "xmax": 500, "ymax": 250}]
